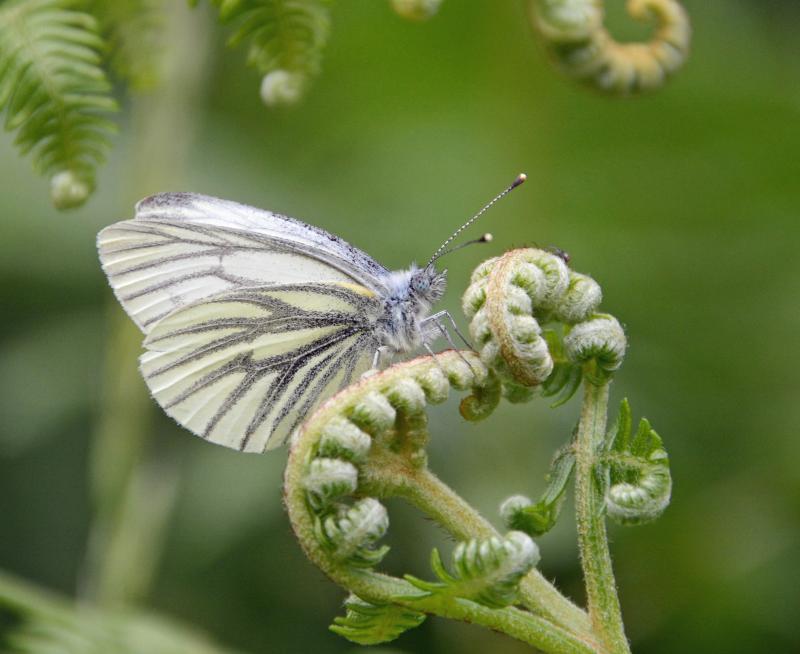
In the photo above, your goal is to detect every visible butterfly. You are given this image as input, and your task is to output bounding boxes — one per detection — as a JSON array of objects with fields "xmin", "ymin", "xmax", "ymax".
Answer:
[{"xmin": 97, "ymin": 175, "xmax": 526, "ymax": 453}]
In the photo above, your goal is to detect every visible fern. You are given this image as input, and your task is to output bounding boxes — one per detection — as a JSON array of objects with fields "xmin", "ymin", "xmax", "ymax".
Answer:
[
  {"xmin": 89, "ymin": 0, "xmax": 161, "ymax": 90},
  {"xmin": 501, "ymin": 444, "xmax": 576, "ymax": 536},
  {"xmin": 600, "ymin": 399, "xmax": 672, "ymax": 525},
  {"xmin": 405, "ymin": 532, "xmax": 539, "ymax": 609},
  {"xmin": 541, "ymin": 329, "xmax": 583, "ymax": 407},
  {"xmin": 0, "ymin": 0, "xmax": 117, "ymax": 209},
  {"xmin": 329, "ymin": 595, "xmax": 426, "ymax": 646},
  {"xmin": 194, "ymin": 0, "xmax": 331, "ymax": 106}
]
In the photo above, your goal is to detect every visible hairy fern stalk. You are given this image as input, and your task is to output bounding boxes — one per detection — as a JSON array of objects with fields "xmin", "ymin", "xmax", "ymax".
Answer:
[
  {"xmin": 0, "ymin": 0, "xmax": 117, "ymax": 209},
  {"xmin": 281, "ymin": 249, "xmax": 672, "ymax": 653}
]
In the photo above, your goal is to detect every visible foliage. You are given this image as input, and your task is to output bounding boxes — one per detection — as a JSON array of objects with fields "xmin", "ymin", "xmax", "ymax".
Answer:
[
  {"xmin": 0, "ymin": 0, "xmax": 691, "ymax": 209},
  {"xmin": 89, "ymin": 0, "xmax": 162, "ymax": 90},
  {"xmin": 329, "ymin": 595, "xmax": 426, "ymax": 646},
  {"xmin": 405, "ymin": 532, "xmax": 539, "ymax": 609},
  {"xmin": 500, "ymin": 445, "xmax": 575, "ymax": 536},
  {"xmin": 0, "ymin": 573, "xmax": 236, "ymax": 654},
  {"xmin": 194, "ymin": 0, "xmax": 331, "ymax": 106},
  {"xmin": 281, "ymin": 251, "xmax": 672, "ymax": 652},
  {"xmin": 0, "ymin": 0, "xmax": 116, "ymax": 209},
  {"xmin": 529, "ymin": 0, "xmax": 691, "ymax": 94},
  {"xmin": 600, "ymin": 399, "xmax": 672, "ymax": 525}
]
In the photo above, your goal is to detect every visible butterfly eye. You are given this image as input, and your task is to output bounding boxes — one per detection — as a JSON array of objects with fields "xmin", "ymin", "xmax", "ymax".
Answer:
[{"xmin": 410, "ymin": 275, "xmax": 429, "ymax": 294}]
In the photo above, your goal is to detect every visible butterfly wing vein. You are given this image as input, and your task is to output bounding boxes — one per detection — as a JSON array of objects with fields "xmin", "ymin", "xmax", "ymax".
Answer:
[
  {"xmin": 98, "ymin": 193, "xmax": 394, "ymax": 453},
  {"xmin": 140, "ymin": 284, "xmax": 381, "ymax": 452},
  {"xmin": 97, "ymin": 192, "xmax": 389, "ymax": 332}
]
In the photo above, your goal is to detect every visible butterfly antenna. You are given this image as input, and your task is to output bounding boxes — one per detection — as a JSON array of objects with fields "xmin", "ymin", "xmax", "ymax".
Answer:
[
  {"xmin": 433, "ymin": 233, "xmax": 493, "ymax": 260},
  {"xmin": 427, "ymin": 173, "xmax": 526, "ymax": 267}
]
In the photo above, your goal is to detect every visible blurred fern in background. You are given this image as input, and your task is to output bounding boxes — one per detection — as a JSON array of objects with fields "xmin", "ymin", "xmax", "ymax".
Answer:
[
  {"xmin": 195, "ymin": 0, "xmax": 332, "ymax": 107},
  {"xmin": 0, "ymin": 0, "xmax": 116, "ymax": 209},
  {"xmin": 0, "ymin": 573, "xmax": 236, "ymax": 654},
  {"xmin": 0, "ymin": 0, "xmax": 690, "ymax": 210},
  {"xmin": 0, "ymin": 0, "xmax": 334, "ymax": 209}
]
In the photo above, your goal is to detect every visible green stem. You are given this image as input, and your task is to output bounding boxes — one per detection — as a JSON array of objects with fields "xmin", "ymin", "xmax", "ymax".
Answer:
[
  {"xmin": 284, "ymin": 455, "xmax": 598, "ymax": 654},
  {"xmin": 80, "ymin": 1, "xmax": 211, "ymax": 607},
  {"xmin": 391, "ymin": 467, "xmax": 594, "ymax": 640},
  {"xmin": 80, "ymin": 309, "xmax": 170, "ymax": 605},
  {"xmin": 574, "ymin": 379, "xmax": 630, "ymax": 654}
]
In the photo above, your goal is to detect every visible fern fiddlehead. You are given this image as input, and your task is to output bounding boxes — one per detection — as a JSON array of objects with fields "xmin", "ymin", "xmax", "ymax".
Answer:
[
  {"xmin": 284, "ymin": 351, "xmax": 598, "ymax": 653},
  {"xmin": 500, "ymin": 444, "xmax": 575, "ymax": 537},
  {"xmin": 390, "ymin": 0, "xmax": 443, "ymax": 21},
  {"xmin": 330, "ymin": 594, "xmax": 427, "ymax": 646},
  {"xmin": 468, "ymin": 249, "xmax": 668, "ymax": 651},
  {"xmin": 601, "ymin": 398, "xmax": 671, "ymax": 525},
  {"xmin": 462, "ymin": 247, "xmax": 604, "ymax": 401},
  {"xmin": 282, "ymin": 247, "xmax": 673, "ymax": 650},
  {"xmin": 389, "ymin": 0, "xmax": 690, "ymax": 94},
  {"xmin": 529, "ymin": 0, "xmax": 691, "ymax": 94},
  {"xmin": 285, "ymin": 249, "xmax": 671, "ymax": 654},
  {"xmin": 406, "ymin": 531, "xmax": 540, "ymax": 609},
  {"xmin": 0, "ymin": 0, "xmax": 117, "ymax": 209}
]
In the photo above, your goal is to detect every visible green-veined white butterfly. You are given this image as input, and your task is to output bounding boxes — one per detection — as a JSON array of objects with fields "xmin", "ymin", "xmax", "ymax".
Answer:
[{"xmin": 97, "ymin": 175, "xmax": 526, "ymax": 453}]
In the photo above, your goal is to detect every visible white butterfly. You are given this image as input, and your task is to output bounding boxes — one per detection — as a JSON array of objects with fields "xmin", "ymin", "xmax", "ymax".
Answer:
[{"xmin": 97, "ymin": 176, "xmax": 525, "ymax": 453}]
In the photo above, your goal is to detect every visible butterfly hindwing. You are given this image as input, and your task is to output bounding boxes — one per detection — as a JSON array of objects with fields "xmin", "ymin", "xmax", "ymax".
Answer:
[
  {"xmin": 140, "ymin": 282, "xmax": 380, "ymax": 452},
  {"xmin": 97, "ymin": 193, "xmax": 389, "ymax": 333}
]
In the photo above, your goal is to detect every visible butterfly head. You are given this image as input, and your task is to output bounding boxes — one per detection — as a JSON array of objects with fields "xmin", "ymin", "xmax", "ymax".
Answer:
[{"xmin": 411, "ymin": 265, "xmax": 448, "ymax": 307}]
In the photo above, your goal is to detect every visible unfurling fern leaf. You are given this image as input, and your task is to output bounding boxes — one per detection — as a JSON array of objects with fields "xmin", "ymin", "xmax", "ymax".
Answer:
[
  {"xmin": 600, "ymin": 398, "xmax": 672, "ymax": 525},
  {"xmin": 500, "ymin": 444, "xmax": 575, "ymax": 536},
  {"xmin": 406, "ymin": 532, "xmax": 539, "ymax": 609},
  {"xmin": 195, "ymin": 0, "xmax": 331, "ymax": 106},
  {"xmin": 330, "ymin": 595, "xmax": 426, "ymax": 646},
  {"xmin": 0, "ymin": 0, "xmax": 117, "ymax": 209}
]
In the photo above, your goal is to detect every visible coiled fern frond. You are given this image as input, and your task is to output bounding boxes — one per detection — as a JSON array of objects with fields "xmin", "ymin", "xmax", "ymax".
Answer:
[
  {"xmin": 0, "ymin": 0, "xmax": 117, "ymax": 209},
  {"xmin": 406, "ymin": 532, "xmax": 539, "ymax": 609},
  {"xmin": 196, "ymin": 0, "xmax": 331, "ymax": 106},
  {"xmin": 330, "ymin": 595, "xmax": 426, "ymax": 646}
]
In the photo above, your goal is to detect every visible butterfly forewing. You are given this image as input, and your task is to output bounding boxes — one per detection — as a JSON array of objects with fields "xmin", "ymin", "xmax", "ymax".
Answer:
[
  {"xmin": 98, "ymin": 193, "xmax": 389, "ymax": 333},
  {"xmin": 140, "ymin": 282, "xmax": 381, "ymax": 452}
]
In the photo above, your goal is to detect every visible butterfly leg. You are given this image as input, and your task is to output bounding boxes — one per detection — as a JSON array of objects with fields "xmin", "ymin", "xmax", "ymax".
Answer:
[
  {"xmin": 423, "ymin": 310, "xmax": 473, "ymax": 350},
  {"xmin": 421, "ymin": 313, "xmax": 477, "ymax": 374},
  {"xmin": 372, "ymin": 346, "xmax": 392, "ymax": 370},
  {"xmin": 421, "ymin": 341, "xmax": 449, "ymax": 376}
]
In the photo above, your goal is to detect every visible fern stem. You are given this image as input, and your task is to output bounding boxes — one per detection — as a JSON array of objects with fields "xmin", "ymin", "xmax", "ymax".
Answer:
[
  {"xmin": 393, "ymin": 467, "xmax": 595, "ymax": 640},
  {"xmin": 284, "ymin": 448, "xmax": 599, "ymax": 653},
  {"xmin": 574, "ymin": 378, "xmax": 630, "ymax": 653}
]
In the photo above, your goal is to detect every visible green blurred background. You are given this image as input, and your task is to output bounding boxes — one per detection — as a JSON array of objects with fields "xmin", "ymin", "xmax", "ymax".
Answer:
[{"xmin": 1, "ymin": 1, "xmax": 799, "ymax": 652}]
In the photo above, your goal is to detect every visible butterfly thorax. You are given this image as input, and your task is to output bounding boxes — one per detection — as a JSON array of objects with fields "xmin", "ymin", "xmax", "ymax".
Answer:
[{"xmin": 375, "ymin": 265, "xmax": 447, "ymax": 353}]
